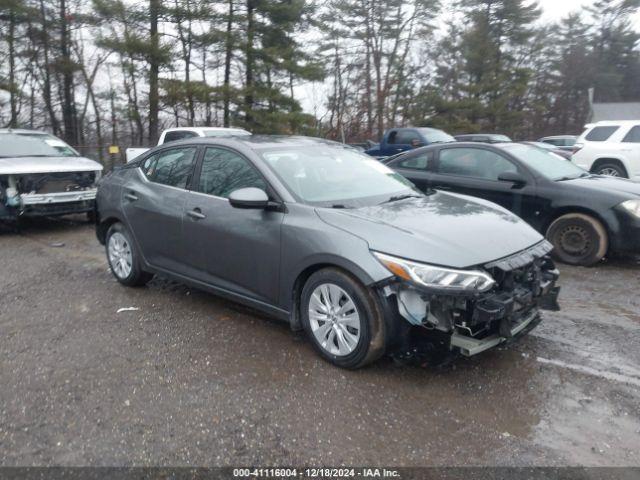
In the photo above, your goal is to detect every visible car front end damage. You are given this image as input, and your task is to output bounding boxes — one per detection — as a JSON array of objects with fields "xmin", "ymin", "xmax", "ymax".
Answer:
[
  {"xmin": 375, "ymin": 240, "xmax": 560, "ymax": 363},
  {"xmin": 0, "ymin": 171, "xmax": 100, "ymax": 220}
]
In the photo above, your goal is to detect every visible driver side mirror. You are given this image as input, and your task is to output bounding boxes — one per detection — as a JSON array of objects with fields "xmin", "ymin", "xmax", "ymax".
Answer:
[
  {"xmin": 411, "ymin": 139, "xmax": 425, "ymax": 148},
  {"xmin": 498, "ymin": 171, "xmax": 527, "ymax": 186},
  {"xmin": 228, "ymin": 187, "xmax": 270, "ymax": 209}
]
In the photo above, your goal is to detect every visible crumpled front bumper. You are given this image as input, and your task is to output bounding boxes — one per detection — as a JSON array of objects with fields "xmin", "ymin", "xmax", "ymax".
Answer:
[
  {"xmin": 448, "ymin": 279, "xmax": 559, "ymax": 357},
  {"xmin": 385, "ymin": 240, "xmax": 561, "ymax": 361}
]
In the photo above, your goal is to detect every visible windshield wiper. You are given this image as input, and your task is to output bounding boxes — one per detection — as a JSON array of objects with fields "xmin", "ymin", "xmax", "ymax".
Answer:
[{"xmin": 379, "ymin": 193, "xmax": 422, "ymax": 205}]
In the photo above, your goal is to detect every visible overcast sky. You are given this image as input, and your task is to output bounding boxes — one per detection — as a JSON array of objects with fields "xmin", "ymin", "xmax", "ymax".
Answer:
[{"xmin": 538, "ymin": 0, "xmax": 640, "ymax": 26}]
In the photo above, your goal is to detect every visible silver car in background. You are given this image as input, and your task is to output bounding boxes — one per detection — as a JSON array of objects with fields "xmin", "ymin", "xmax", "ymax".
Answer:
[
  {"xmin": 96, "ymin": 136, "xmax": 559, "ymax": 368},
  {"xmin": 0, "ymin": 130, "xmax": 103, "ymax": 221}
]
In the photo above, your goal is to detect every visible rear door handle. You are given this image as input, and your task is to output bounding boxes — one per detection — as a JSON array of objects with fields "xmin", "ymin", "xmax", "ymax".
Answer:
[
  {"xmin": 187, "ymin": 208, "xmax": 206, "ymax": 220},
  {"xmin": 125, "ymin": 192, "xmax": 138, "ymax": 201}
]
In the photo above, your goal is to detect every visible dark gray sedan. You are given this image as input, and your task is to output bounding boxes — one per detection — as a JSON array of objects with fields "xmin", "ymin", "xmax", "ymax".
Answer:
[{"xmin": 96, "ymin": 136, "xmax": 559, "ymax": 368}]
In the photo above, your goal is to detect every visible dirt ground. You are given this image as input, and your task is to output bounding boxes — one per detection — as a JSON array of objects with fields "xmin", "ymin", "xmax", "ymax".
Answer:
[{"xmin": 1, "ymin": 216, "xmax": 639, "ymax": 467}]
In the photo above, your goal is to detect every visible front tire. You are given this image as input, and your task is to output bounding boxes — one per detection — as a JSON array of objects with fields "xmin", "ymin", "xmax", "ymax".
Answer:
[
  {"xmin": 300, "ymin": 268, "xmax": 386, "ymax": 369},
  {"xmin": 105, "ymin": 222, "xmax": 153, "ymax": 286},
  {"xmin": 546, "ymin": 213, "xmax": 608, "ymax": 266}
]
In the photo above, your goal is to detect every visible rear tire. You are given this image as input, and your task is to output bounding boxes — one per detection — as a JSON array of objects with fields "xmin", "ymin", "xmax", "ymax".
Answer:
[
  {"xmin": 300, "ymin": 268, "xmax": 386, "ymax": 369},
  {"xmin": 105, "ymin": 222, "xmax": 153, "ymax": 286},
  {"xmin": 546, "ymin": 213, "xmax": 608, "ymax": 266},
  {"xmin": 593, "ymin": 162, "xmax": 627, "ymax": 178}
]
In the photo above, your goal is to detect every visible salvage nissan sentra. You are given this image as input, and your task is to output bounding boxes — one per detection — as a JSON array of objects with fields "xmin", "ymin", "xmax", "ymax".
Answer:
[{"xmin": 96, "ymin": 136, "xmax": 559, "ymax": 368}]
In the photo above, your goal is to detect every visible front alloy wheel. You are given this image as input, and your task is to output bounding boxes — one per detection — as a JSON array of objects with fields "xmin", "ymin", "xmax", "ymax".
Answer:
[
  {"xmin": 300, "ymin": 268, "xmax": 386, "ymax": 369},
  {"xmin": 308, "ymin": 283, "xmax": 361, "ymax": 356}
]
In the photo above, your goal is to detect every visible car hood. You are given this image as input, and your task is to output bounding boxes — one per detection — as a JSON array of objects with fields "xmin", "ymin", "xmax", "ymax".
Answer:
[
  {"xmin": 316, "ymin": 192, "xmax": 544, "ymax": 269},
  {"xmin": 0, "ymin": 156, "xmax": 103, "ymax": 175},
  {"xmin": 563, "ymin": 175, "xmax": 640, "ymax": 199}
]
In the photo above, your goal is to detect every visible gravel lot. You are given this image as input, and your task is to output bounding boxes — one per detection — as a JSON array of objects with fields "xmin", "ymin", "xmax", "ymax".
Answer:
[{"xmin": 1, "ymin": 216, "xmax": 639, "ymax": 467}]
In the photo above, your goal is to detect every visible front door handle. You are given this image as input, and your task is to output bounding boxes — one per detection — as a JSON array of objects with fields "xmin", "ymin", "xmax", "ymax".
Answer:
[
  {"xmin": 125, "ymin": 192, "xmax": 138, "ymax": 201},
  {"xmin": 187, "ymin": 208, "xmax": 206, "ymax": 220}
]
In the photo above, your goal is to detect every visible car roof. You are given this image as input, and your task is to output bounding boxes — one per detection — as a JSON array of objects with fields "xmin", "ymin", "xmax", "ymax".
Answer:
[
  {"xmin": 159, "ymin": 135, "xmax": 352, "ymax": 152},
  {"xmin": 164, "ymin": 126, "xmax": 250, "ymax": 133},
  {"xmin": 0, "ymin": 129, "xmax": 49, "ymax": 135},
  {"xmin": 456, "ymin": 133, "xmax": 507, "ymax": 137}
]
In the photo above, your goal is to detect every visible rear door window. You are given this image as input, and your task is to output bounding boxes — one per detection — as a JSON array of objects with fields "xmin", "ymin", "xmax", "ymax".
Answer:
[
  {"xmin": 142, "ymin": 147, "xmax": 197, "ymax": 189},
  {"xmin": 437, "ymin": 148, "xmax": 517, "ymax": 181},
  {"xmin": 585, "ymin": 126, "xmax": 619, "ymax": 142},
  {"xmin": 622, "ymin": 126, "xmax": 640, "ymax": 143}
]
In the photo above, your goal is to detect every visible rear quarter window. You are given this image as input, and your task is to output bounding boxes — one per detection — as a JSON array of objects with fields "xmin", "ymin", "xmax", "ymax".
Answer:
[
  {"xmin": 585, "ymin": 126, "xmax": 619, "ymax": 142},
  {"xmin": 622, "ymin": 125, "xmax": 640, "ymax": 143}
]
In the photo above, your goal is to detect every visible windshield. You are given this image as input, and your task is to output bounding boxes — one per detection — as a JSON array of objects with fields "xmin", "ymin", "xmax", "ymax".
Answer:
[
  {"xmin": 417, "ymin": 128, "xmax": 456, "ymax": 144},
  {"xmin": 0, "ymin": 133, "xmax": 79, "ymax": 157},
  {"xmin": 502, "ymin": 144, "xmax": 587, "ymax": 181},
  {"xmin": 203, "ymin": 129, "xmax": 251, "ymax": 137},
  {"xmin": 260, "ymin": 145, "xmax": 418, "ymax": 207}
]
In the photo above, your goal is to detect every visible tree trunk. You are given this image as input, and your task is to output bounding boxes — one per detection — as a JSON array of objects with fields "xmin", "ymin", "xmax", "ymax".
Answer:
[
  {"xmin": 148, "ymin": 0, "xmax": 161, "ymax": 145},
  {"xmin": 223, "ymin": 0, "xmax": 235, "ymax": 127},
  {"xmin": 8, "ymin": 7, "xmax": 18, "ymax": 127},
  {"xmin": 39, "ymin": 0, "xmax": 60, "ymax": 134},
  {"xmin": 60, "ymin": 0, "xmax": 77, "ymax": 145},
  {"xmin": 244, "ymin": 0, "xmax": 255, "ymax": 125}
]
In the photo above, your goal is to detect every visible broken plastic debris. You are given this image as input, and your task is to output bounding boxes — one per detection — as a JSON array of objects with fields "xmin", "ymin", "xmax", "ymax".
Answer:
[
  {"xmin": 50, "ymin": 242, "xmax": 65, "ymax": 248},
  {"xmin": 117, "ymin": 307, "xmax": 140, "ymax": 313}
]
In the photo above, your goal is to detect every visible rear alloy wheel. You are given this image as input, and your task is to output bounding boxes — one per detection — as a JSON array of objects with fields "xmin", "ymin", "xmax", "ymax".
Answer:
[
  {"xmin": 105, "ymin": 223, "xmax": 153, "ymax": 286},
  {"xmin": 301, "ymin": 268, "xmax": 386, "ymax": 369},
  {"xmin": 594, "ymin": 163, "xmax": 627, "ymax": 178},
  {"xmin": 546, "ymin": 213, "xmax": 608, "ymax": 266}
]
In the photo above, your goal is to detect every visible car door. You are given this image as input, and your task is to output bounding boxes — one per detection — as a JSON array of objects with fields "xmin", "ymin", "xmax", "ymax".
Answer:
[
  {"xmin": 121, "ymin": 145, "xmax": 198, "ymax": 273},
  {"xmin": 182, "ymin": 146, "xmax": 284, "ymax": 305},
  {"xmin": 387, "ymin": 150, "xmax": 435, "ymax": 193},
  {"xmin": 429, "ymin": 146, "xmax": 539, "ymax": 223}
]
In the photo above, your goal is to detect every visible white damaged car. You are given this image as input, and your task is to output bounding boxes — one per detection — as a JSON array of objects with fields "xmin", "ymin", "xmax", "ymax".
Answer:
[{"xmin": 0, "ymin": 129, "xmax": 103, "ymax": 221}]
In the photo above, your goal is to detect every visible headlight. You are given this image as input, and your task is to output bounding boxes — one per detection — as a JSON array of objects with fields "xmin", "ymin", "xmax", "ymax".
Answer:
[
  {"xmin": 373, "ymin": 251, "xmax": 495, "ymax": 293},
  {"xmin": 620, "ymin": 199, "xmax": 640, "ymax": 218}
]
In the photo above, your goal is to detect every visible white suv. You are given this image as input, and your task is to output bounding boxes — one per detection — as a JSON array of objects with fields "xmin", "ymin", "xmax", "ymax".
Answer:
[{"xmin": 572, "ymin": 121, "xmax": 640, "ymax": 181}]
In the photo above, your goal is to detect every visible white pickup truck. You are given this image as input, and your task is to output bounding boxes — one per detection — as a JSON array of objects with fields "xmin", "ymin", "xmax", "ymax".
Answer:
[{"xmin": 125, "ymin": 127, "xmax": 252, "ymax": 162}]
